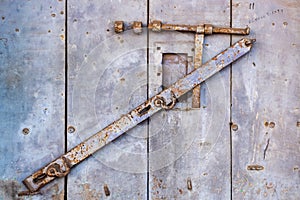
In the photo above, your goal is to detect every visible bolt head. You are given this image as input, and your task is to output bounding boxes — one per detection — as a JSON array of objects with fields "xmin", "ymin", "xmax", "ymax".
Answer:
[
  {"xmin": 114, "ymin": 21, "xmax": 124, "ymax": 33},
  {"xmin": 133, "ymin": 21, "xmax": 143, "ymax": 34},
  {"xmin": 151, "ymin": 20, "xmax": 162, "ymax": 32}
]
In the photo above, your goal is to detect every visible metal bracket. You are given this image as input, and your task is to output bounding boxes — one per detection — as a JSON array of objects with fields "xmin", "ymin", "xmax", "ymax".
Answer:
[{"xmin": 115, "ymin": 20, "xmax": 249, "ymax": 107}]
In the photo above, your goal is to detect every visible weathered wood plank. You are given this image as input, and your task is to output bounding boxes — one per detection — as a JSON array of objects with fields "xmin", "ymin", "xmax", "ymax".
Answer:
[
  {"xmin": 232, "ymin": 1, "xmax": 300, "ymax": 199},
  {"xmin": 67, "ymin": 0, "xmax": 148, "ymax": 199},
  {"xmin": 149, "ymin": 0, "xmax": 232, "ymax": 199},
  {"xmin": 0, "ymin": 0, "xmax": 66, "ymax": 199}
]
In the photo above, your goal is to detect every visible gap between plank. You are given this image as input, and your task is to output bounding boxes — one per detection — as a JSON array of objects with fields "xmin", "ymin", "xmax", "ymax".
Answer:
[
  {"xmin": 229, "ymin": 0, "xmax": 233, "ymax": 199},
  {"xmin": 146, "ymin": 0, "xmax": 150, "ymax": 200},
  {"xmin": 64, "ymin": 0, "xmax": 68, "ymax": 199}
]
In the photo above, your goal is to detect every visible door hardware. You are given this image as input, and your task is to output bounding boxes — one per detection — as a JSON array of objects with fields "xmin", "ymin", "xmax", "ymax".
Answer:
[
  {"xmin": 114, "ymin": 20, "xmax": 249, "ymax": 35},
  {"xmin": 115, "ymin": 20, "xmax": 249, "ymax": 107},
  {"xmin": 21, "ymin": 38, "xmax": 255, "ymax": 194}
]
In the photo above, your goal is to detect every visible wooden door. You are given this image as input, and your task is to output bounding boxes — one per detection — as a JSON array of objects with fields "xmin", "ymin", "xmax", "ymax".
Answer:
[{"xmin": 0, "ymin": 0, "xmax": 299, "ymax": 199}]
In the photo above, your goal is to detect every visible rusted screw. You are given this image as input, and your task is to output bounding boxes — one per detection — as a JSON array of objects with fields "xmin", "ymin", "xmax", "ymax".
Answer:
[
  {"xmin": 67, "ymin": 126, "xmax": 76, "ymax": 133},
  {"xmin": 132, "ymin": 21, "xmax": 142, "ymax": 34},
  {"xmin": 269, "ymin": 122, "xmax": 275, "ymax": 128},
  {"xmin": 114, "ymin": 21, "xmax": 124, "ymax": 33},
  {"xmin": 150, "ymin": 20, "xmax": 162, "ymax": 32},
  {"xmin": 22, "ymin": 128, "xmax": 30, "ymax": 135},
  {"xmin": 231, "ymin": 123, "xmax": 238, "ymax": 131}
]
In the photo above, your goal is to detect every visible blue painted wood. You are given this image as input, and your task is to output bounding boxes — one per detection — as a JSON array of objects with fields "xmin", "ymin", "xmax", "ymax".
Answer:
[
  {"xmin": 232, "ymin": 1, "xmax": 300, "ymax": 199},
  {"xmin": 0, "ymin": 0, "xmax": 298, "ymax": 199},
  {"xmin": 0, "ymin": 0, "xmax": 65, "ymax": 199},
  {"xmin": 67, "ymin": 0, "xmax": 148, "ymax": 199},
  {"xmin": 148, "ymin": 0, "xmax": 232, "ymax": 199}
]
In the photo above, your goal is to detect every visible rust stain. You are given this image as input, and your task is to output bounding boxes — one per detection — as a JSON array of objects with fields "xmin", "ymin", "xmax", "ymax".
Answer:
[
  {"xmin": 82, "ymin": 183, "xmax": 102, "ymax": 200},
  {"xmin": 178, "ymin": 188, "xmax": 183, "ymax": 194},
  {"xmin": 103, "ymin": 184, "xmax": 110, "ymax": 196},
  {"xmin": 152, "ymin": 176, "xmax": 166, "ymax": 191},
  {"xmin": 269, "ymin": 122, "xmax": 275, "ymax": 128},
  {"xmin": 247, "ymin": 165, "xmax": 264, "ymax": 171},
  {"xmin": 1, "ymin": 180, "xmax": 21, "ymax": 199},
  {"xmin": 187, "ymin": 177, "xmax": 192, "ymax": 190},
  {"xmin": 264, "ymin": 121, "xmax": 269, "ymax": 127},
  {"xmin": 49, "ymin": 183, "xmax": 64, "ymax": 200},
  {"xmin": 233, "ymin": 3, "xmax": 241, "ymax": 7},
  {"xmin": 114, "ymin": 21, "xmax": 124, "ymax": 33}
]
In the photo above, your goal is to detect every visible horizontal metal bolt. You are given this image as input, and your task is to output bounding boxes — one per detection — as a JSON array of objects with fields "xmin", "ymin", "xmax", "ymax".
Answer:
[
  {"xmin": 148, "ymin": 21, "xmax": 250, "ymax": 35},
  {"xmin": 115, "ymin": 20, "xmax": 250, "ymax": 35}
]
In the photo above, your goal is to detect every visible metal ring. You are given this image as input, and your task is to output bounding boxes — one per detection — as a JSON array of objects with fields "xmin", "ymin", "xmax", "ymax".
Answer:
[
  {"xmin": 154, "ymin": 91, "xmax": 176, "ymax": 110},
  {"xmin": 46, "ymin": 159, "xmax": 70, "ymax": 178}
]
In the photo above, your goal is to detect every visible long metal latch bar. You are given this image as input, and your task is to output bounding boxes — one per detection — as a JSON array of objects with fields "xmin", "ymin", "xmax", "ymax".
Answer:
[
  {"xmin": 22, "ymin": 38, "xmax": 255, "ymax": 193},
  {"xmin": 115, "ymin": 20, "xmax": 250, "ymax": 108},
  {"xmin": 114, "ymin": 20, "xmax": 249, "ymax": 35}
]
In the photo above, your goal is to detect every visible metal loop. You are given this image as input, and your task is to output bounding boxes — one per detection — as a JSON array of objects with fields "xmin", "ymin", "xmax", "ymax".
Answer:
[
  {"xmin": 46, "ymin": 158, "xmax": 71, "ymax": 178},
  {"xmin": 154, "ymin": 91, "xmax": 177, "ymax": 110}
]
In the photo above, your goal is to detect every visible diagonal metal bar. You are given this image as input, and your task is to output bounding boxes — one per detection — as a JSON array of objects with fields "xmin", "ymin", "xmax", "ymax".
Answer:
[{"xmin": 22, "ymin": 38, "xmax": 255, "ymax": 193}]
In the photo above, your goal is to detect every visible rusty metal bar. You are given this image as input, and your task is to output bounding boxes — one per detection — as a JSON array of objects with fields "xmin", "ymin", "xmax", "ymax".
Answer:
[
  {"xmin": 147, "ymin": 21, "xmax": 249, "ymax": 35},
  {"xmin": 115, "ymin": 20, "xmax": 249, "ymax": 35},
  {"xmin": 22, "ymin": 38, "xmax": 255, "ymax": 193},
  {"xmin": 192, "ymin": 33, "xmax": 204, "ymax": 108},
  {"xmin": 212, "ymin": 26, "xmax": 250, "ymax": 35}
]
